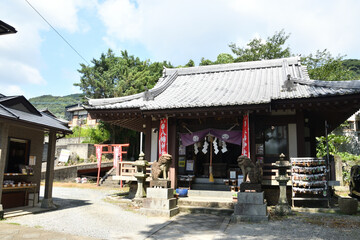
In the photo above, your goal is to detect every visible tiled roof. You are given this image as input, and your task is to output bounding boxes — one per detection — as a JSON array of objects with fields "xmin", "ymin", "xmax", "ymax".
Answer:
[
  {"xmin": 0, "ymin": 20, "xmax": 17, "ymax": 35},
  {"xmin": 0, "ymin": 95, "xmax": 71, "ymax": 133},
  {"xmin": 87, "ymin": 57, "xmax": 360, "ymax": 111}
]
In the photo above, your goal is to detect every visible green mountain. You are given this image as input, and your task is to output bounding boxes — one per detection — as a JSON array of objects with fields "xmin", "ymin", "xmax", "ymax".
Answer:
[
  {"xmin": 29, "ymin": 93, "xmax": 83, "ymax": 119},
  {"xmin": 343, "ymin": 59, "xmax": 360, "ymax": 79}
]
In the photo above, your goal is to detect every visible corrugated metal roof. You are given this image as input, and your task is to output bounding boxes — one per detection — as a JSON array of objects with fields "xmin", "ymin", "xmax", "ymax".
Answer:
[{"xmin": 87, "ymin": 57, "xmax": 360, "ymax": 111}]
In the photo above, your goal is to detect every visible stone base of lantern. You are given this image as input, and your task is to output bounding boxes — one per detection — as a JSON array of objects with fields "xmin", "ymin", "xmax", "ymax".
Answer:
[
  {"xmin": 150, "ymin": 179, "xmax": 171, "ymax": 188},
  {"xmin": 275, "ymin": 203, "xmax": 291, "ymax": 216}
]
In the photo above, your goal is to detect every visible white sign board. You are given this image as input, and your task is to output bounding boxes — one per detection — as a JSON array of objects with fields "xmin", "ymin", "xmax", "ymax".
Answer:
[{"xmin": 58, "ymin": 149, "xmax": 71, "ymax": 162}]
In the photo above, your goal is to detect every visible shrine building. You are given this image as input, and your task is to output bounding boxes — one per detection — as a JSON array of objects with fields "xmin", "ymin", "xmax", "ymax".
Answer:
[{"xmin": 86, "ymin": 56, "xmax": 360, "ymax": 191}]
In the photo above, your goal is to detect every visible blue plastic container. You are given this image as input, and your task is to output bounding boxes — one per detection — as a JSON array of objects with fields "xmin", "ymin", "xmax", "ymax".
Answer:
[{"xmin": 176, "ymin": 188, "xmax": 188, "ymax": 197}]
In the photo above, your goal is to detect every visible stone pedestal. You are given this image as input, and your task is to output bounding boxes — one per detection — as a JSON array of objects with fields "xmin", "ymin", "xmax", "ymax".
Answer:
[
  {"xmin": 141, "ymin": 188, "xmax": 179, "ymax": 218},
  {"xmin": 150, "ymin": 179, "xmax": 171, "ymax": 188},
  {"xmin": 231, "ymin": 192, "xmax": 269, "ymax": 222},
  {"xmin": 240, "ymin": 182, "xmax": 262, "ymax": 192}
]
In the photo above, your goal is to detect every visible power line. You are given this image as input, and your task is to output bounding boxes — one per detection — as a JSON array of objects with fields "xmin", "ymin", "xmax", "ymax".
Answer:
[{"xmin": 25, "ymin": 0, "xmax": 90, "ymax": 65}]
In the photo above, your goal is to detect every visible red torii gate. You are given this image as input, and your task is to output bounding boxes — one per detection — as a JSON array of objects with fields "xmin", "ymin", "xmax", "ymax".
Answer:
[{"xmin": 94, "ymin": 144, "xmax": 129, "ymax": 187}]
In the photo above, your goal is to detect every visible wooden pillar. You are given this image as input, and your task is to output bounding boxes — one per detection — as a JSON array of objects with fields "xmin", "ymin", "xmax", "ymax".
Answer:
[
  {"xmin": 41, "ymin": 130, "xmax": 56, "ymax": 208},
  {"xmin": 296, "ymin": 111, "xmax": 306, "ymax": 157},
  {"xmin": 144, "ymin": 118, "xmax": 152, "ymax": 161},
  {"xmin": 249, "ymin": 114, "xmax": 256, "ymax": 161},
  {"xmin": 168, "ymin": 118, "xmax": 178, "ymax": 189},
  {"xmin": 0, "ymin": 123, "xmax": 9, "ymax": 218}
]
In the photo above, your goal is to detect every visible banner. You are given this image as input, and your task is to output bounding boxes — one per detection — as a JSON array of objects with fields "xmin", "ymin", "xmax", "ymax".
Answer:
[
  {"xmin": 96, "ymin": 145, "xmax": 102, "ymax": 168},
  {"xmin": 113, "ymin": 146, "xmax": 119, "ymax": 168},
  {"xmin": 241, "ymin": 112, "xmax": 250, "ymax": 158},
  {"xmin": 159, "ymin": 118, "xmax": 168, "ymax": 158},
  {"xmin": 179, "ymin": 129, "xmax": 242, "ymax": 147}
]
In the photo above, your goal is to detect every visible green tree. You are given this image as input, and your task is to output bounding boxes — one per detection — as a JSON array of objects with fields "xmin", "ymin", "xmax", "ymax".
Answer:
[
  {"xmin": 215, "ymin": 53, "xmax": 234, "ymax": 64},
  {"xmin": 75, "ymin": 49, "xmax": 173, "ymax": 99},
  {"xmin": 199, "ymin": 53, "xmax": 234, "ymax": 66},
  {"xmin": 342, "ymin": 59, "xmax": 360, "ymax": 78},
  {"xmin": 229, "ymin": 29, "xmax": 291, "ymax": 62},
  {"xmin": 301, "ymin": 49, "xmax": 356, "ymax": 81},
  {"xmin": 74, "ymin": 49, "xmax": 173, "ymax": 159},
  {"xmin": 199, "ymin": 57, "xmax": 214, "ymax": 66},
  {"xmin": 184, "ymin": 59, "xmax": 195, "ymax": 67}
]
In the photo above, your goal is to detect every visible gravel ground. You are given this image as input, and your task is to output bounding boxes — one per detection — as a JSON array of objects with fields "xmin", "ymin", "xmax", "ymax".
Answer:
[
  {"xmin": 4, "ymin": 186, "xmax": 360, "ymax": 240},
  {"xmin": 4, "ymin": 186, "xmax": 169, "ymax": 239}
]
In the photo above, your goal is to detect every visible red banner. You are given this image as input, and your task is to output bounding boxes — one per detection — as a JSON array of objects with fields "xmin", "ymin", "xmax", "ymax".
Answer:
[
  {"xmin": 113, "ymin": 146, "xmax": 119, "ymax": 168},
  {"xmin": 96, "ymin": 145, "xmax": 102, "ymax": 168},
  {"xmin": 241, "ymin": 113, "xmax": 250, "ymax": 158},
  {"xmin": 159, "ymin": 118, "xmax": 168, "ymax": 158}
]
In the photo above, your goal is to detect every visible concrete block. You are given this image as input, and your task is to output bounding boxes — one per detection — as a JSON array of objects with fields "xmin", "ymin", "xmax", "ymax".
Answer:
[
  {"xmin": 146, "ymin": 188, "xmax": 174, "ymax": 199},
  {"xmin": 237, "ymin": 192, "xmax": 264, "ymax": 204},
  {"xmin": 143, "ymin": 198, "xmax": 177, "ymax": 210},
  {"xmin": 234, "ymin": 203, "xmax": 267, "ymax": 216}
]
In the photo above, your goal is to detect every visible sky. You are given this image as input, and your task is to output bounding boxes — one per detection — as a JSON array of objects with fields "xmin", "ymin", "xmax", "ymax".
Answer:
[{"xmin": 1, "ymin": 0, "xmax": 360, "ymax": 99}]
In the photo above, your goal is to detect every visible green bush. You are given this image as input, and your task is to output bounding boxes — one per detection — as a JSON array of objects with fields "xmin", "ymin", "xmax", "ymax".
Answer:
[
  {"xmin": 66, "ymin": 124, "xmax": 110, "ymax": 144},
  {"xmin": 316, "ymin": 134, "xmax": 349, "ymax": 158},
  {"xmin": 316, "ymin": 134, "xmax": 360, "ymax": 184},
  {"xmin": 337, "ymin": 152, "xmax": 360, "ymax": 184}
]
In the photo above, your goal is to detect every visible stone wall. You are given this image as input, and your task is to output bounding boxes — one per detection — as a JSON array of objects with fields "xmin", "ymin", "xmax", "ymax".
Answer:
[
  {"xmin": 56, "ymin": 137, "xmax": 87, "ymax": 146},
  {"xmin": 41, "ymin": 166, "xmax": 78, "ymax": 181},
  {"xmin": 65, "ymin": 143, "xmax": 95, "ymax": 160}
]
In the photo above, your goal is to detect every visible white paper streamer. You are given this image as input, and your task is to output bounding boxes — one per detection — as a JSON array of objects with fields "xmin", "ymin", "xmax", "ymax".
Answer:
[
  {"xmin": 194, "ymin": 143, "xmax": 199, "ymax": 155},
  {"xmin": 221, "ymin": 141, "xmax": 227, "ymax": 153},
  {"xmin": 213, "ymin": 137, "xmax": 219, "ymax": 154},
  {"xmin": 202, "ymin": 138, "xmax": 209, "ymax": 154}
]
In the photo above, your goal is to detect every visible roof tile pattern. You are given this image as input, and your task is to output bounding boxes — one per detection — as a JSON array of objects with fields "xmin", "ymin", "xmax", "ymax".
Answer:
[
  {"xmin": 88, "ymin": 57, "xmax": 360, "ymax": 111},
  {"xmin": 0, "ymin": 95, "xmax": 71, "ymax": 133}
]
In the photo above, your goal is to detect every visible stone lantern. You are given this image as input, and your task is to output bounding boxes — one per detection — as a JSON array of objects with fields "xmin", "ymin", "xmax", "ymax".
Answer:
[
  {"xmin": 274, "ymin": 153, "xmax": 291, "ymax": 215},
  {"xmin": 132, "ymin": 153, "xmax": 149, "ymax": 198}
]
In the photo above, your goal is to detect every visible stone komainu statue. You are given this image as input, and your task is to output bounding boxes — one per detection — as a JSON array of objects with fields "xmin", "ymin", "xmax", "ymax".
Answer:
[
  {"xmin": 237, "ymin": 155, "xmax": 263, "ymax": 184},
  {"xmin": 151, "ymin": 153, "xmax": 172, "ymax": 180}
]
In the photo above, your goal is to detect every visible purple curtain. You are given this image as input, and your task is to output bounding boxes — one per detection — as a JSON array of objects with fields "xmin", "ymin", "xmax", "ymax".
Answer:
[{"xmin": 180, "ymin": 128, "xmax": 242, "ymax": 147}]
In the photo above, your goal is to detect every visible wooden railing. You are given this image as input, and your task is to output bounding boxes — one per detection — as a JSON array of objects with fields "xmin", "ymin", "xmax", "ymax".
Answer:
[
  {"xmin": 112, "ymin": 161, "xmax": 153, "ymax": 182},
  {"xmin": 262, "ymin": 163, "xmax": 292, "ymax": 186}
]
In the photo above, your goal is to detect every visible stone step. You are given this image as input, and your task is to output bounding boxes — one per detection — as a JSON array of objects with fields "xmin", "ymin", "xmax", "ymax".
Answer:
[
  {"xmin": 188, "ymin": 190, "xmax": 234, "ymax": 198},
  {"xmin": 179, "ymin": 206, "xmax": 234, "ymax": 216},
  {"xmin": 178, "ymin": 197, "xmax": 234, "ymax": 209},
  {"xmin": 194, "ymin": 178, "xmax": 226, "ymax": 184},
  {"xmin": 191, "ymin": 183, "xmax": 230, "ymax": 191}
]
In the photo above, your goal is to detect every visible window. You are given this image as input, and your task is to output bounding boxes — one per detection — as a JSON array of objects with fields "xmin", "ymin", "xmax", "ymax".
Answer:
[
  {"xmin": 5, "ymin": 138, "xmax": 30, "ymax": 173},
  {"xmin": 264, "ymin": 125, "xmax": 288, "ymax": 156}
]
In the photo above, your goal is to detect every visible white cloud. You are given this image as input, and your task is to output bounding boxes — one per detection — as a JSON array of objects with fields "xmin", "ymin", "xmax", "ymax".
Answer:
[
  {"xmin": 0, "ymin": 0, "xmax": 95, "ymax": 96},
  {"xmin": 0, "ymin": 84, "xmax": 25, "ymax": 96},
  {"xmin": 98, "ymin": 0, "xmax": 142, "ymax": 41},
  {"xmin": 0, "ymin": 59, "xmax": 46, "ymax": 84},
  {"xmin": 97, "ymin": 0, "xmax": 360, "ymax": 64}
]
